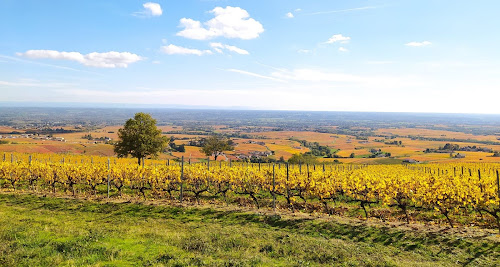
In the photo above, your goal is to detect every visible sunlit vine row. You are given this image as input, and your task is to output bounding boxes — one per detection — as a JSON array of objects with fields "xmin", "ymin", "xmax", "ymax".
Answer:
[{"xmin": 1, "ymin": 153, "xmax": 500, "ymax": 229}]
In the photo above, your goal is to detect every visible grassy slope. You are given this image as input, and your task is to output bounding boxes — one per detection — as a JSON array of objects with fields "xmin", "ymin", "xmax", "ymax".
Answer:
[{"xmin": 0, "ymin": 193, "xmax": 499, "ymax": 266}]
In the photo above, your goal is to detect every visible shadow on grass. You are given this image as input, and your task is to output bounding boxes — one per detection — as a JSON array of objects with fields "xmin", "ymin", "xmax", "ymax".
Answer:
[{"xmin": 1, "ymin": 192, "xmax": 499, "ymax": 264}]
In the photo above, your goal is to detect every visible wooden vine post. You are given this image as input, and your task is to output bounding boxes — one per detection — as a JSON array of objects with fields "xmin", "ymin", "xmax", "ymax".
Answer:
[
  {"xmin": 180, "ymin": 156, "xmax": 184, "ymax": 203},
  {"xmin": 107, "ymin": 158, "xmax": 110, "ymax": 198},
  {"xmin": 272, "ymin": 163, "xmax": 276, "ymax": 211},
  {"xmin": 497, "ymin": 170, "xmax": 500, "ymax": 200}
]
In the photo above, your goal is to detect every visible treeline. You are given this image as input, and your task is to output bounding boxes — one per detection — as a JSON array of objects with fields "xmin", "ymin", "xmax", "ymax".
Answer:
[
  {"xmin": 168, "ymin": 137, "xmax": 186, "ymax": 152},
  {"xmin": 424, "ymin": 143, "xmax": 494, "ymax": 153},
  {"xmin": 373, "ymin": 139, "xmax": 403, "ymax": 146},
  {"xmin": 81, "ymin": 134, "xmax": 112, "ymax": 142},
  {"xmin": 407, "ymin": 136, "xmax": 500, "ymax": 146},
  {"xmin": 25, "ymin": 128, "xmax": 82, "ymax": 135},
  {"xmin": 291, "ymin": 138, "xmax": 337, "ymax": 158}
]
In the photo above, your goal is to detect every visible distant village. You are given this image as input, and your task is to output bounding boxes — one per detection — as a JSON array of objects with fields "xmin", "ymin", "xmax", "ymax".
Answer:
[
  {"xmin": 0, "ymin": 133, "xmax": 66, "ymax": 142},
  {"xmin": 0, "ymin": 133, "xmax": 113, "ymax": 144}
]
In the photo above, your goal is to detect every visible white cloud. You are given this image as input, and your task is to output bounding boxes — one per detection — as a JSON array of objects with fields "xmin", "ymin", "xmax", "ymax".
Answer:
[
  {"xmin": 152, "ymin": 60, "xmax": 161, "ymax": 64},
  {"xmin": 17, "ymin": 50, "xmax": 143, "ymax": 68},
  {"xmin": 405, "ymin": 41, "xmax": 432, "ymax": 47},
  {"xmin": 134, "ymin": 2, "xmax": 162, "ymax": 17},
  {"xmin": 221, "ymin": 44, "xmax": 249, "ymax": 55},
  {"xmin": 338, "ymin": 47, "xmax": 349, "ymax": 52},
  {"xmin": 143, "ymin": 2, "xmax": 162, "ymax": 16},
  {"xmin": 210, "ymin": 43, "xmax": 224, "ymax": 54},
  {"xmin": 226, "ymin": 69, "xmax": 286, "ymax": 82},
  {"xmin": 210, "ymin": 43, "xmax": 249, "ymax": 55},
  {"xmin": 161, "ymin": 44, "xmax": 213, "ymax": 56},
  {"xmin": 325, "ymin": 34, "xmax": 351, "ymax": 44},
  {"xmin": 286, "ymin": 12, "xmax": 294, "ymax": 18},
  {"xmin": 295, "ymin": 8, "xmax": 302, "ymax": 12},
  {"xmin": 177, "ymin": 6, "xmax": 264, "ymax": 40}
]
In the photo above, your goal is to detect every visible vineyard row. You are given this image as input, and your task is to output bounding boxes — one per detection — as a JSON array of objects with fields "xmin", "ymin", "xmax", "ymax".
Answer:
[{"xmin": 1, "ymin": 153, "xmax": 500, "ymax": 230}]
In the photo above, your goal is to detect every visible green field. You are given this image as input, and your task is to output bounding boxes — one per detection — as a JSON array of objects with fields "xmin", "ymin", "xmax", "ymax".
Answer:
[{"xmin": 0, "ymin": 193, "xmax": 499, "ymax": 266}]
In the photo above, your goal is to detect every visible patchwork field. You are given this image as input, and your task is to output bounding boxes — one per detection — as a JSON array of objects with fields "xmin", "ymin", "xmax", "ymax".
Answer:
[
  {"xmin": 1, "ymin": 124, "xmax": 500, "ymax": 164},
  {"xmin": 252, "ymin": 131, "xmax": 336, "ymax": 146}
]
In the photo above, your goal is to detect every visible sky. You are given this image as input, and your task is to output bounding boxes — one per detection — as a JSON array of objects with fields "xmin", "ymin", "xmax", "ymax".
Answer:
[{"xmin": 1, "ymin": 0, "xmax": 500, "ymax": 113}]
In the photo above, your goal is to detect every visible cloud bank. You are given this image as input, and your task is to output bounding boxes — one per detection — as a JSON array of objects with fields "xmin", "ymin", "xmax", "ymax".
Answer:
[{"xmin": 17, "ymin": 50, "xmax": 143, "ymax": 68}]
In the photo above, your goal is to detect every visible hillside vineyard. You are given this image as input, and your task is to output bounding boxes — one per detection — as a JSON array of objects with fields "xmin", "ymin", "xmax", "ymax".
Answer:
[{"xmin": 1, "ymin": 153, "xmax": 500, "ymax": 230}]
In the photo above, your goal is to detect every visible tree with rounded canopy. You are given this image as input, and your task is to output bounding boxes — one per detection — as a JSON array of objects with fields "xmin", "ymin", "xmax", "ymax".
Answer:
[
  {"xmin": 201, "ymin": 135, "xmax": 234, "ymax": 161},
  {"xmin": 114, "ymin": 112, "xmax": 167, "ymax": 165}
]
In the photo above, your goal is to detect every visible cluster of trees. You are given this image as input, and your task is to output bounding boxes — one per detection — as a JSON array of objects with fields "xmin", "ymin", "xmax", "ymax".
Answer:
[
  {"xmin": 424, "ymin": 143, "xmax": 493, "ymax": 153},
  {"xmin": 373, "ymin": 139, "xmax": 403, "ymax": 146},
  {"xmin": 441, "ymin": 143, "xmax": 461, "ymax": 151},
  {"xmin": 114, "ymin": 113, "xmax": 237, "ymax": 164},
  {"xmin": 81, "ymin": 134, "xmax": 111, "ymax": 142},
  {"xmin": 368, "ymin": 149, "xmax": 391, "ymax": 158},
  {"xmin": 384, "ymin": 140, "xmax": 403, "ymax": 146},
  {"xmin": 292, "ymin": 139, "xmax": 336, "ymax": 158},
  {"xmin": 168, "ymin": 141, "xmax": 185, "ymax": 153}
]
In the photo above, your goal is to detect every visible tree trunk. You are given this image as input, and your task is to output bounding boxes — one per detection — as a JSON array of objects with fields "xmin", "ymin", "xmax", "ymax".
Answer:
[{"xmin": 137, "ymin": 157, "xmax": 141, "ymax": 165}]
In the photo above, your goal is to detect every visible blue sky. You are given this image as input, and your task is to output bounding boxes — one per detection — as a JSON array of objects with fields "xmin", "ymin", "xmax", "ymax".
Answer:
[{"xmin": 1, "ymin": 0, "xmax": 499, "ymax": 113}]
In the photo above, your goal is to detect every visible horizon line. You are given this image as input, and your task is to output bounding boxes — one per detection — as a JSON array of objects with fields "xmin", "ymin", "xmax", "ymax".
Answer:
[{"xmin": 1, "ymin": 101, "xmax": 500, "ymax": 116}]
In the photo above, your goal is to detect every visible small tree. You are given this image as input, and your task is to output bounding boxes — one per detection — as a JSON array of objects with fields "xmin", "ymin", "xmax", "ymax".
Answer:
[
  {"xmin": 201, "ymin": 135, "xmax": 234, "ymax": 160},
  {"xmin": 114, "ymin": 112, "xmax": 167, "ymax": 165}
]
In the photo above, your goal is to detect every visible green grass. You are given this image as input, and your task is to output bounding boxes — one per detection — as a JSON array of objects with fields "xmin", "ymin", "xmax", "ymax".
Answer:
[{"xmin": 0, "ymin": 193, "xmax": 499, "ymax": 266}]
